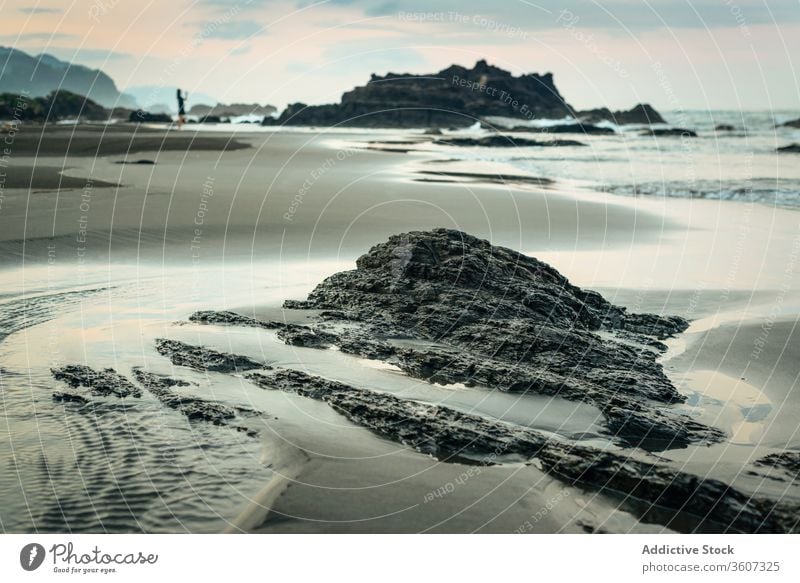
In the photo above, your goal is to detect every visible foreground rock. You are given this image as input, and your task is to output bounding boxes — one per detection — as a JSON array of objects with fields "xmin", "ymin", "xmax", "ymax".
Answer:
[
  {"xmin": 51, "ymin": 365, "xmax": 142, "ymax": 398},
  {"xmin": 279, "ymin": 229, "xmax": 723, "ymax": 451},
  {"xmin": 247, "ymin": 368, "xmax": 797, "ymax": 533},
  {"xmin": 777, "ymin": 144, "xmax": 800, "ymax": 153},
  {"xmin": 155, "ymin": 338, "xmax": 267, "ymax": 373}
]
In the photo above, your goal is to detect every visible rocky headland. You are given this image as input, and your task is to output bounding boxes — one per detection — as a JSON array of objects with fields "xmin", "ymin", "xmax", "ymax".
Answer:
[{"xmin": 264, "ymin": 60, "xmax": 665, "ymax": 129}]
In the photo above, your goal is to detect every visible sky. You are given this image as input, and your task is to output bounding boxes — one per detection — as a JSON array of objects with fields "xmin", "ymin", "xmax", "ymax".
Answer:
[{"xmin": 1, "ymin": 0, "xmax": 799, "ymax": 111}]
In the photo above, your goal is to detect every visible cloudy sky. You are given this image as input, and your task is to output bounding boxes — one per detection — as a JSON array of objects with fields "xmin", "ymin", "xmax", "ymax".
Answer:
[{"xmin": 2, "ymin": 0, "xmax": 798, "ymax": 111}]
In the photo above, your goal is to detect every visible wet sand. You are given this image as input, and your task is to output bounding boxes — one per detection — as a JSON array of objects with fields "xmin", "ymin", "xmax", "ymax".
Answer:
[
  {"xmin": 0, "ymin": 124, "xmax": 678, "ymax": 264},
  {"xmin": 0, "ymin": 164, "xmax": 118, "ymax": 190},
  {"xmin": 1, "ymin": 123, "xmax": 251, "ymax": 157},
  {"xmin": 1, "ymin": 123, "xmax": 799, "ymax": 533}
]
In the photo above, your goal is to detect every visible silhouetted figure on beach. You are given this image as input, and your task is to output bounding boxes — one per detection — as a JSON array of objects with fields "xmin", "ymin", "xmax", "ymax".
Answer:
[{"xmin": 176, "ymin": 88, "xmax": 188, "ymax": 128}]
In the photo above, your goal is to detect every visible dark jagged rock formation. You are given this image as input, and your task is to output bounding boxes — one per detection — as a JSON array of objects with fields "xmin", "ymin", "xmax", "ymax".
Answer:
[
  {"xmin": 416, "ymin": 170, "xmax": 554, "ymax": 186},
  {"xmin": 262, "ymin": 60, "xmax": 666, "ymax": 129},
  {"xmin": 133, "ymin": 369, "xmax": 256, "ymax": 434},
  {"xmin": 433, "ymin": 136, "xmax": 586, "ymax": 148},
  {"xmin": 577, "ymin": 103, "xmax": 666, "ymax": 125},
  {"xmin": 504, "ymin": 123, "xmax": 615, "ymax": 135},
  {"xmin": 51, "ymin": 365, "xmax": 142, "ymax": 398},
  {"xmin": 129, "ymin": 110, "xmax": 172, "ymax": 123},
  {"xmin": 114, "ymin": 159, "xmax": 156, "ymax": 165},
  {"xmin": 777, "ymin": 144, "xmax": 800, "ymax": 153},
  {"xmin": 277, "ymin": 325, "xmax": 338, "ymax": 348},
  {"xmin": 755, "ymin": 452, "xmax": 800, "ymax": 481},
  {"xmin": 189, "ymin": 311, "xmax": 338, "ymax": 349},
  {"xmin": 52, "ymin": 391, "xmax": 90, "ymax": 404},
  {"xmin": 189, "ymin": 310, "xmax": 286, "ymax": 329},
  {"xmin": 280, "ymin": 229, "xmax": 723, "ymax": 451},
  {"xmin": 778, "ymin": 118, "xmax": 800, "ymax": 129},
  {"xmin": 265, "ymin": 60, "xmax": 573, "ymax": 128},
  {"xmin": 247, "ymin": 368, "xmax": 797, "ymax": 533},
  {"xmin": 642, "ymin": 128, "xmax": 698, "ymax": 138},
  {"xmin": 715, "ymin": 124, "xmax": 736, "ymax": 131},
  {"xmin": 155, "ymin": 338, "xmax": 267, "ymax": 373}
]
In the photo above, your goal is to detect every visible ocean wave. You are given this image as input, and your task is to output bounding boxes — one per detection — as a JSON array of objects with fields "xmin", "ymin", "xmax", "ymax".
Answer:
[{"xmin": 600, "ymin": 179, "xmax": 800, "ymax": 208}]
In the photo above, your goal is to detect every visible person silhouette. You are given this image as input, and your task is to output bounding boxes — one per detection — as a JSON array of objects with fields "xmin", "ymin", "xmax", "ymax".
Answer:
[{"xmin": 176, "ymin": 88, "xmax": 188, "ymax": 128}]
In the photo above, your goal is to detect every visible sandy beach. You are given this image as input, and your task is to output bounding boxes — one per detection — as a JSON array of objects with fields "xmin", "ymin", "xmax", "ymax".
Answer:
[{"xmin": 1, "ymin": 123, "xmax": 799, "ymax": 533}]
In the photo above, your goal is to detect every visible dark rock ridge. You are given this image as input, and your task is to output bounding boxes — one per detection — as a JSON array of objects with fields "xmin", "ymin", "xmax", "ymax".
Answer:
[
  {"xmin": 577, "ymin": 103, "xmax": 666, "ymax": 125},
  {"xmin": 52, "ymin": 391, "xmax": 90, "ymax": 404},
  {"xmin": 755, "ymin": 452, "xmax": 800, "ymax": 481},
  {"xmin": 778, "ymin": 118, "xmax": 800, "ymax": 129},
  {"xmin": 247, "ymin": 368, "xmax": 797, "ymax": 533},
  {"xmin": 188, "ymin": 311, "xmax": 341, "ymax": 349},
  {"xmin": 155, "ymin": 338, "xmax": 267, "ymax": 373},
  {"xmin": 51, "ymin": 365, "xmax": 142, "ymax": 398},
  {"xmin": 129, "ymin": 110, "xmax": 172, "ymax": 123},
  {"xmin": 263, "ymin": 60, "xmax": 664, "ymax": 129},
  {"xmin": 777, "ymin": 144, "xmax": 800, "ymax": 153},
  {"xmin": 433, "ymin": 136, "xmax": 586, "ymax": 148},
  {"xmin": 114, "ymin": 159, "xmax": 156, "ymax": 165},
  {"xmin": 133, "ymin": 369, "xmax": 257, "ymax": 434},
  {"xmin": 51, "ymin": 364, "xmax": 259, "ymax": 434},
  {"xmin": 506, "ymin": 123, "xmax": 615, "ymax": 135},
  {"xmin": 715, "ymin": 124, "xmax": 736, "ymax": 131},
  {"xmin": 189, "ymin": 310, "xmax": 286, "ymax": 329},
  {"xmin": 416, "ymin": 170, "xmax": 554, "ymax": 187},
  {"xmin": 642, "ymin": 128, "xmax": 698, "ymax": 138},
  {"xmin": 278, "ymin": 229, "xmax": 723, "ymax": 451}
]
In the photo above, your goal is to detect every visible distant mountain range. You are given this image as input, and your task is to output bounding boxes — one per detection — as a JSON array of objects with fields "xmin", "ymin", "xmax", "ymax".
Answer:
[
  {"xmin": 0, "ymin": 46, "xmax": 137, "ymax": 108},
  {"xmin": 0, "ymin": 48, "xmax": 279, "ymax": 118}
]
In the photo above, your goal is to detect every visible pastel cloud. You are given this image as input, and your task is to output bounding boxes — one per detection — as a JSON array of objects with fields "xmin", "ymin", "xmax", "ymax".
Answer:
[{"xmin": 0, "ymin": 0, "xmax": 795, "ymax": 110}]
